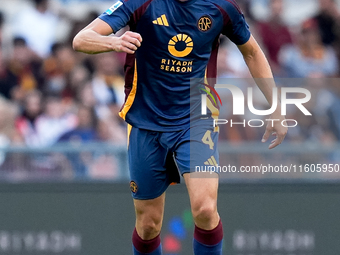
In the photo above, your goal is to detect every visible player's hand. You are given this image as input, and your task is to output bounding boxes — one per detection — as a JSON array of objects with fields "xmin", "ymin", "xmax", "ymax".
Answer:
[
  {"xmin": 261, "ymin": 110, "xmax": 288, "ymax": 149},
  {"xmin": 112, "ymin": 31, "xmax": 142, "ymax": 54}
]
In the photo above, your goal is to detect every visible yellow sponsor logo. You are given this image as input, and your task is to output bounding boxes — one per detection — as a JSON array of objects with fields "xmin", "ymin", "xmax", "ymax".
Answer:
[
  {"xmin": 160, "ymin": 33, "xmax": 194, "ymax": 72},
  {"xmin": 168, "ymin": 34, "xmax": 193, "ymax": 58},
  {"xmin": 160, "ymin": 59, "xmax": 193, "ymax": 73}
]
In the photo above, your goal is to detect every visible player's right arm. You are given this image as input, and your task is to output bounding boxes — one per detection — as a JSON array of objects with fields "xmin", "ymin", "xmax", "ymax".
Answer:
[{"xmin": 72, "ymin": 18, "xmax": 142, "ymax": 55}]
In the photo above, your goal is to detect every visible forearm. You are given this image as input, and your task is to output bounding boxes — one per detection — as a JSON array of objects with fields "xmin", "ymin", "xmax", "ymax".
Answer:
[
  {"xmin": 73, "ymin": 19, "xmax": 142, "ymax": 55},
  {"xmin": 244, "ymin": 49, "xmax": 277, "ymax": 106},
  {"xmin": 243, "ymin": 42, "xmax": 288, "ymax": 148},
  {"xmin": 73, "ymin": 30, "xmax": 115, "ymax": 54},
  {"xmin": 238, "ymin": 36, "xmax": 277, "ymax": 106},
  {"xmin": 238, "ymin": 37, "xmax": 288, "ymax": 148}
]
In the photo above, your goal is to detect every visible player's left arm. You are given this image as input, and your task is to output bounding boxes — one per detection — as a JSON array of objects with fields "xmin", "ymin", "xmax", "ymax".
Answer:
[{"xmin": 238, "ymin": 35, "xmax": 288, "ymax": 149}]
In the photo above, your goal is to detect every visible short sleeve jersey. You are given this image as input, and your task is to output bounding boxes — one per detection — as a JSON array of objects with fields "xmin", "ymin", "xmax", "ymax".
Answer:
[{"xmin": 99, "ymin": 0, "xmax": 250, "ymax": 131}]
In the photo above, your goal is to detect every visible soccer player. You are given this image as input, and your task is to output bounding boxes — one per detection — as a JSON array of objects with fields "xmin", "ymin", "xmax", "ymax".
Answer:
[{"xmin": 73, "ymin": 0, "xmax": 288, "ymax": 254}]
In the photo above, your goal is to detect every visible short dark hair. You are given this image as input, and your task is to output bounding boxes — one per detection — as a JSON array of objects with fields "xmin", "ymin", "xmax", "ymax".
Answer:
[{"xmin": 13, "ymin": 37, "xmax": 27, "ymax": 47}]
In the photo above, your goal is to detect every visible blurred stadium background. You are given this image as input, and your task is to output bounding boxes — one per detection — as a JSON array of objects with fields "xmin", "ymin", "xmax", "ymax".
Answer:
[{"xmin": 0, "ymin": 0, "xmax": 339, "ymax": 254}]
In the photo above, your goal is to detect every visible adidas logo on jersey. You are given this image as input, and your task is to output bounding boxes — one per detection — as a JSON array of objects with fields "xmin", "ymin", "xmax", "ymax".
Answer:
[
  {"xmin": 152, "ymin": 14, "xmax": 169, "ymax": 26},
  {"xmin": 204, "ymin": 156, "xmax": 218, "ymax": 166}
]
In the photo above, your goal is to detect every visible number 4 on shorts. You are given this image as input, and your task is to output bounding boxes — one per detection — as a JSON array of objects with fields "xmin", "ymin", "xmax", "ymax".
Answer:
[{"xmin": 202, "ymin": 130, "xmax": 214, "ymax": 150}]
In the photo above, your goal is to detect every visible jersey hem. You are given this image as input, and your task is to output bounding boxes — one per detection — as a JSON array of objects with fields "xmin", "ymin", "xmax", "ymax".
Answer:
[{"xmin": 125, "ymin": 121, "xmax": 191, "ymax": 132}]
